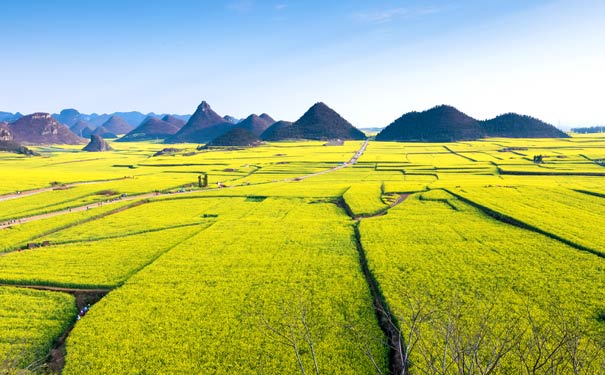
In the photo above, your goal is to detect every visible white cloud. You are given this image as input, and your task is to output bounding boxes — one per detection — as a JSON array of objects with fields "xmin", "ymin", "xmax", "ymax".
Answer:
[
  {"xmin": 227, "ymin": 0, "xmax": 254, "ymax": 13},
  {"xmin": 353, "ymin": 6, "xmax": 446, "ymax": 24},
  {"xmin": 275, "ymin": 3, "xmax": 287, "ymax": 11}
]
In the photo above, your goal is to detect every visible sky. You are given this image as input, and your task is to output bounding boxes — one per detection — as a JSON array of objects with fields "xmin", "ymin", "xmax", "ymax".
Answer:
[{"xmin": 1, "ymin": 0, "xmax": 604, "ymax": 128}]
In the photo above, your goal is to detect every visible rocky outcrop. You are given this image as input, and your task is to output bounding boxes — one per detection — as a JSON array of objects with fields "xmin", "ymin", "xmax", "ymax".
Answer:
[{"xmin": 82, "ymin": 135, "xmax": 113, "ymax": 152}]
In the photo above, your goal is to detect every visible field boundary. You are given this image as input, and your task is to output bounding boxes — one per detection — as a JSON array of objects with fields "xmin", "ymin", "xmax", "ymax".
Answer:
[
  {"xmin": 444, "ymin": 189, "xmax": 605, "ymax": 259},
  {"xmin": 352, "ymin": 222, "xmax": 405, "ymax": 375}
]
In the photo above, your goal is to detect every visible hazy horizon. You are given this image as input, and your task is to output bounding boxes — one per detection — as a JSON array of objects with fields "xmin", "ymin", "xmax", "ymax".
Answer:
[{"xmin": 1, "ymin": 0, "xmax": 603, "ymax": 129}]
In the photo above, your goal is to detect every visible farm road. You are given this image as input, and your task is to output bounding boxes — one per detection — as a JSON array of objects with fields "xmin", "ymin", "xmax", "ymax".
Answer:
[
  {"xmin": 0, "ymin": 177, "xmax": 131, "ymax": 202},
  {"xmin": 0, "ymin": 140, "xmax": 371, "ymax": 229}
]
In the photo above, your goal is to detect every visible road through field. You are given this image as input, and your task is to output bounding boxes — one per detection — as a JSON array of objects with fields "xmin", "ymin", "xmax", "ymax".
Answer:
[
  {"xmin": 0, "ymin": 177, "xmax": 132, "ymax": 202},
  {"xmin": 0, "ymin": 140, "xmax": 371, "ymax": 229}
]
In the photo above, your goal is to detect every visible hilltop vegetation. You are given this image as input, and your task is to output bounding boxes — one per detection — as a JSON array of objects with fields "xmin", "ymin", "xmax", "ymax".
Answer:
[
  {"xmin": 377, "ymin": 105, "xmax": 569, "ymax": 142},
  {"xmin": 262, "ymin": 102, "xmax": 366, "ymax": 141},
  {"xmin": 481, "ymin": 113, "xmax": 569, "ymax": 138},
  {"xmin": 376, "ymin": 105, "xmax": 484, "ymax": 142}
]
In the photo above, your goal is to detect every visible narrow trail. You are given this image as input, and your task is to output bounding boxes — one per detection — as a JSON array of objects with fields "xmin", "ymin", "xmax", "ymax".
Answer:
[
  {"xmin": 0, "ymin": 177, "xmax": 132, "ymax": 202},
  {"xmin": 1, "ymin": 140, "xmax": 371, "ymax": 230},
  {"xmin": 0, "ymin": 193, "xmax": 157, "ymax": 230}
]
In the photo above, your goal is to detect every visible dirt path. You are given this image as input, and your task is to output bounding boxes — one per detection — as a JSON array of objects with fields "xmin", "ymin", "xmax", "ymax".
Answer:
[
  {"xmin": 1, "ymin": 141, "xmax": 371, "ymax": 230},
  {"xmin": 0, "ymin": 192, "xmax": 159, "ymax": 229},
  {"xmin": 0, "ymin": 177, "xmax": 131, "ymax": 202}
]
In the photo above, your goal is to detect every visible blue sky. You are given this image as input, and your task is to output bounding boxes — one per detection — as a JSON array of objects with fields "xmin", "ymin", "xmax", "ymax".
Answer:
[{"xmin": 1, "ymin": 0, "xmax": 603, "ymax": 128}]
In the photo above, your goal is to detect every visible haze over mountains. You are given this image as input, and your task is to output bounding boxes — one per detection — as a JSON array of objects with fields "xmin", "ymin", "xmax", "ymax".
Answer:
[
  {"xmin": 118, "ymin": 115, "xmax": 186, "ymax": 142},
  {"xmin": 51, "ymin": 109, "xmax": 191, "ymax": 129},
  {"xmin": 0, "ymin": 100, "xmax": 574, "ymax": 146}
]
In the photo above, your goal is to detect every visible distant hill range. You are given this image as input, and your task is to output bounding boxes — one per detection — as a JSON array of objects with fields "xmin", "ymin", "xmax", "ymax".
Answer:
[
  {"xmin": 45, "ymin": 108, "xmax": 191, "ymax": 129},
  {"xmin": 203, "ymin": 128, "xmax": 261, "ymax": 148},
  {"xmin": 2, "ymin": 103, "xmax": 573, "ymax": 145},
  {"xmin": 261, "ymin": 102, "xmax": 366, "ymax": 141},
  {"xmin": 70, "ymin": 120, "xmax": 94, "ymax": 138},
  {"xmin": 166, "ymin": 101, "xmax": 277, "ymax": 144},
  {"xmin": 0, "ymin": 113, "xmax": 85, "ymax": 144},
  {"xmin": 118, "ymin": 115, "xmax": 185, "ymax": 142},
  {"xmin": 0, "ymin": 112, "xmax": 23, "ymax": 123},
  {"xmin": 571, "ymin": 126, "xmax": 605, "ymax": 134},
  {"xmin": 376, "ymin": 105, "xmax": 569, "ymax": 142}
]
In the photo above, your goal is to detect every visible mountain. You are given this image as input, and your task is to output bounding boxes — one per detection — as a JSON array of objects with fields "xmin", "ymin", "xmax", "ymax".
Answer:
[
  {"xmin": 376, "ymin": 105, "xmax": 484, "ymax": 142},
  {"xmin": 260, "ymin": 121, "xmax": 294, "ymax": 141},
  {"xmin": 165, "ymin": 101, "xmax": 231, "ymax": 143},
  {"xmin": 52, "ymin": 108, "xmax": 81, "ymax": 127},
  {"xmin": 82, "ymin": 135, "xmax": 113, "ymax": 152},
  {"xmin": 86, "ymin": 114, "xmax": 112, "ymax": 128},
  {"xmin": 108, "ymin": 112, "xmax": 148, "ymax": 128},
  {"xmin": 259, "ymin": 113, "xmax": 275, "ymax": 124},
  {"xmin": 203, "ymin": 128, "xmax": 261, "ymax": 148},
  {"xmin": 91, "ymin": 126, "xmax": 117, "ymax": 139},
  {"xmin": 261, "ymin": 102, "xmax": 365, "ymax": 141},
  {"xmin": 118, "ymin": 117, "xmax": 181, "ymax": 142},
  {"xmin": 223, "ymin": 115, "xmax": 242, "ymax": 124},
  {"xmin": 234, "ymin": 114, "xmax": 275, "ymax": 136},
  {"xmin": 47, "ymin": 109, "xmax": 190, "ymax": 129},
  {"xmin": 70, "ymin": 120, "xmax": 94, "ymax": 138},
  {"xmin": 101, "ymin": 115, "xmax": 133, "ymax": 135},
  {"xmin": 3, "ymin": 113, "xmax": 85, "ymax": 144},
  {"xmin": 0, "ymin": 112, "xmax": 22, "ymax": 123},
  {"xmin": 481, "ymin": 113, "xmax": 569, "ymax": 138},
  {"xmin": 161, "ymin": 115, "xmax": 186, "ymax": 128}
]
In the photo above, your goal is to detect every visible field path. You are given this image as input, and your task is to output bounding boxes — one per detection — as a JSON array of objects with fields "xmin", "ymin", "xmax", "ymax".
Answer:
[
  {"xmin": 0, "ymin": 177, "xmax": 131, "ymax": 202},
  {"xmin": 0, "ymin": 192, "xmax": 159, "ymax": 229},
  {"xmin": 1, "ymin": 140, "xmax": 371, "ymax": 230}
]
